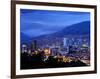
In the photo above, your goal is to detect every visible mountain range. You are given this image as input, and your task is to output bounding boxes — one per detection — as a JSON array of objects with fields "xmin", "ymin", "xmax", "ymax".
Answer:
[{"xmin": 21, "ymin": 21, "xmax": 90, "ymax": 43}]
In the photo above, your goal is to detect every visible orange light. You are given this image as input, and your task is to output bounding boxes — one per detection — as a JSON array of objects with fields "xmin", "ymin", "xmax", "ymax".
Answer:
[{"xmin": 44, "ymin": 48, "xmax": 51, "ymax": 55}]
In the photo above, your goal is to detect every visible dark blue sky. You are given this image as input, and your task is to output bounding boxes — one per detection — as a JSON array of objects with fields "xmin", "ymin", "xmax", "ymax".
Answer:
[{"xmin": 20, "ymin": 9, "xmax": 90, "ymax": 37}]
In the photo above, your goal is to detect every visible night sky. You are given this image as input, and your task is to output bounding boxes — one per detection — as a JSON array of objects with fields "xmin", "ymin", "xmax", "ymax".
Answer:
[{"xmin": 20, "ymin": 9, "xmax": 90, "ymax": 37}]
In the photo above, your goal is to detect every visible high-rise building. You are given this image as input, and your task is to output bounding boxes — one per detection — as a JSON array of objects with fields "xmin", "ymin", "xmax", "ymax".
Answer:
[
  {"xmin": 21, "ymin": 44, "xmax": 28, "ymax": 53},
  {"xmin": 31, "ymin": 40, "xmax": 37, "ymax": 50},
  {"xmin": 63, "ymin": 38, "xmax": 67, "ymax": 47}
]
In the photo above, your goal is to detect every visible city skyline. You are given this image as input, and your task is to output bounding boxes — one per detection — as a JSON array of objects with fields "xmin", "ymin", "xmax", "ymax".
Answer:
[{"xmin": 20, "ymin": 9, "xmax": 91, "ymax": 69}]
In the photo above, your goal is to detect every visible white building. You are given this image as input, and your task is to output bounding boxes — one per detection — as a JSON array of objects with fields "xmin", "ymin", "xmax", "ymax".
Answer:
[{"xmin": 63, "ymin": 38, "xmax": 67, "ymax": 47}]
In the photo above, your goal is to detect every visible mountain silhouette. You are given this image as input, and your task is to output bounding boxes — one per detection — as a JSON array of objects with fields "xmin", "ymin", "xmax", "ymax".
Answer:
[
  {"xmin": 52, "ymin": 21, "xmax": 90, "ymax": 37},
  {"xmin": 33, "ymin": 21, "xmax": 90, "ymax": 39},
  {"xmin": 21, "ymin": 21, "xmax": 90, "ymax": 43}
]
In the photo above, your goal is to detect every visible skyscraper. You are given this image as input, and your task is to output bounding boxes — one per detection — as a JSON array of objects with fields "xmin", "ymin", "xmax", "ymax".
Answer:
[
  {"xmin": 31, "ymin": 40, "xmax": 37, "ymax": 50},
  {"xmin": 63, "ymin": 38, "xmax": 67, "ymax": 47}
]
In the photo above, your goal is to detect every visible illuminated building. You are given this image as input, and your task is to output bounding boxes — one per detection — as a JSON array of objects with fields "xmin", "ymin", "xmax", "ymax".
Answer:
[
  {"xmin": 44, "ymin": 48, "xmax": 51, "ymax": 56},
  {"xmin": 21, "ymin": 44, "xmax": 28, "ymax": 53},
  {"xmin": 62, "ymin": 56, "xmax": 72, "ymax": 62},
  {"xmin": 28, "ymin": 49, "xmax": 31, "ymax": 55},
  {"xmin": 42, "ymin": 48, "xmax": 51, "ymax": 61},
  {"xmin": 63, "ymin": 38, "xmax": 67, "ymax": 47},
  {"xmin": 80, "ymin": 44, "xmax": 89, "ymax": 53}
]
